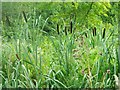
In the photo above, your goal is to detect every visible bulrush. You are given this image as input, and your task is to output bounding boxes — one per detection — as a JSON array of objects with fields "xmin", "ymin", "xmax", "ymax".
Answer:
[
  {"xmin": 65, "ymin": 26, "xmax": 67, "ymax": 35},
  {"xmin": 102, "ymin": 28, "xmax": 106, "ymax": 39},
  {"xmin": 22, "ymin": 11, "xmax": 27, "ymax": 23},
  {"xmin": 70, "ymin": 20, "xmax": 72, "ymax": 33},
  {"xmin": 57, "ymin": 24, "xmax": 59, "ymax": 35}
]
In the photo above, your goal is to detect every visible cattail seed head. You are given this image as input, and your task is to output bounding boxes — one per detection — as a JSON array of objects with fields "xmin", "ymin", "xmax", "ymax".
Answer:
[
  {"xmin": 57, "ymin": 24, "xmax": 59, "ymax": 35},
  {"xmin": 107, "ymin": 69, "xmax": 110, "ymax": 74},
  {"xmin": 102, "ymin": 28, "xmax": 106, "ymax": 39},
  {"xmin": 92, "ymin": 27, "xmax": 95, "ymax": 36},
  {"xmin": 65, "ymin": 26, "xmax": 67, "ymax": 35},
  {"xmin": 99, "ymin": 52, "xmax": 102, "ymax": 55},
  {"xmin": 85, "ymin": 32, "xmax": 87, "ymax": 38},
  {"xmin": 6, "ymin": 16, "xmax": 11, "ymax": 26},
  {"xmin": 70, "ymin": 21, "xmax": 72, "ymax": 33},
  {"xmin": 82, "ymin": 70, "xmax": 85, "ymax": 75},
  {"xmin": 92, "ymin": 27, "xmax": 96, "ymax": 36},
  {"xmin": 94, "ymin": 27, "xmax": 96, "ymax": 36},
  {"xmin": 16, "ymin": 54, "xmax": 20, "ymax": 60},
  {"xmin": 22, "ymin": 11, "xmax": 27, "ymax": 23}
]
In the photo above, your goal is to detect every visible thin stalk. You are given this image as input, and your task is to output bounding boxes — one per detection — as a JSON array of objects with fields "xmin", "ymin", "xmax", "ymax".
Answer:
[
  {"xmin": 35, "ymin": 44, "xmax": 38, "ymax": 66},
  {"xmin": 19, "ymin": 38, "xmax": 21, "ymax": 60},
  {"xmin": 65, "ymin": 48, "xmax": 69, "ymax": 75},
  {"xmin": 118, "ymin": 4, "xmax": 120, "ymax": 74}
]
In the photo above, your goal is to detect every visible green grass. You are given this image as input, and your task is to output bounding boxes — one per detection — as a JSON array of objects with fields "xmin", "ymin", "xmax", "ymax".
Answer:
[{"xmin": 1, "ymin": 12, "xmax": 119, "ymax": 88}]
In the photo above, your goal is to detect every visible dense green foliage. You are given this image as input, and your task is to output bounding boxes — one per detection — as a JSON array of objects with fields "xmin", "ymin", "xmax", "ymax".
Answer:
[{"xmin": 1, "ymin": 2, "xmax": 119, "ymax": 88}]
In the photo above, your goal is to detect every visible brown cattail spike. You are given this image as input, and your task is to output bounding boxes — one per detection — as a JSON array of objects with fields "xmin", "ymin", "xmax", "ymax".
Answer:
[
  {"xmin": 6, "ymin": 16, "xmax": 11, "ymax": 26},
  {"xmin": 92, "ymin": 28, "xmax": 95, "ymax": 36},
  {"xmin": 70, "ymin": 21, "xmax": 72, "ymax": 33},
  {"xmin": 85, "ymin": 32, "xmax": 87, "ymax": 38},
  {"xmin": 16, "ymin": 54, "xmax": 20, "ymax": 60},
  {"xmin": 102, "ymin": 28, "xmax": 106, "ymax": 39},
  {"xmin": 22, "ymin": 11, "xmax": 27, "ymax": 23},
  {"xmin": 94, "ymin": 27, "xmax": 96, "ymax": 36},
  {"xmin": 65, "ymin": 26, "xmax": 67, "ymax": 35},
  {"xmin": 57, "ymin": 24, "xmax": 59, "ymax": 35}
]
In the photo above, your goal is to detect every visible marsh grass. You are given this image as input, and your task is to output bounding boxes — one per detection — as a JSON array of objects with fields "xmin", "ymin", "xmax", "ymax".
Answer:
[{"xmin": 1, "ymin": 10, "xmax": 118, "ymax": 89}]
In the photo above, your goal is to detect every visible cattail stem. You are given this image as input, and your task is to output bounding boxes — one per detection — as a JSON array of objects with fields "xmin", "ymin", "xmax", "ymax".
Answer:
[
  {"xmin": 70, "ymin": 21, "xmax": 72, "ymax": 33},
  {"xmin": 65, "ymin": 26, "xmax": 67, "ymax": 35},
  {"xmin": 22, "ymin": 11, "xmax": 27, "ymax": 23},
  {"xmin": 57, "ymin": 24, "xmax": 59, "ymax": 35},
  {"xmin": 102, "ymin": 28, "xmax": 106, "ymax": 39},
  {"xmin": 6, "ymin": 16, "xmax": 11, "ymax": 26}
]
